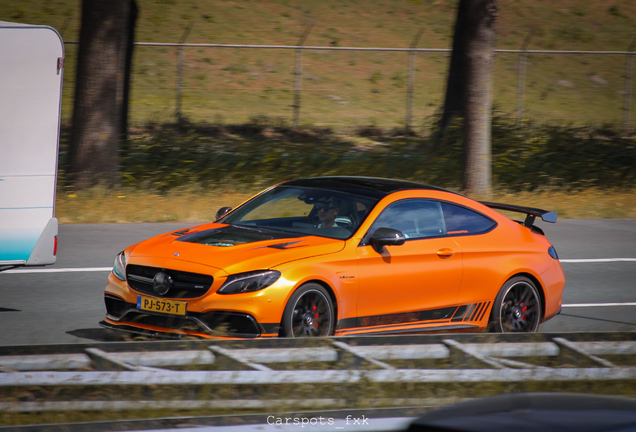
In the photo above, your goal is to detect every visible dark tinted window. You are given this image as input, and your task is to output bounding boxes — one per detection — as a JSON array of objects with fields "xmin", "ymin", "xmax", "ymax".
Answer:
[
  {"xmin": 371, "ymin": 200, "xmax": 446, "ymax": 239},
  {"xmin": 441, "ymin": 203, "xmax": 495, "ymax": 235},
  {"xmin": 222, "ymin": 186, "xmax": 378, "ymax": 240}
]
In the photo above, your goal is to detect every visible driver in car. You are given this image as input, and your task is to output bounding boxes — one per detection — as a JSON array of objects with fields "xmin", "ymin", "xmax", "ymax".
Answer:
[{"xmin": 314, "ymin": 198, "xmax": 341, "ymax": 228}]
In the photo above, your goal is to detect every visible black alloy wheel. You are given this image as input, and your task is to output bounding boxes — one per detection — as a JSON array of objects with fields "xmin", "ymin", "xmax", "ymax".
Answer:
[
  {"xmin": 282, "ymin": 283, "xmax": 334, "ymax": 337},
  {"xmin": 490, "ymin": 276, "xmax": 542, "ymax": 333}
]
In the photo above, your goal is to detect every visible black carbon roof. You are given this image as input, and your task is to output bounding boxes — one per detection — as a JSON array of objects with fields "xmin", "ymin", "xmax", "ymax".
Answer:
[{"xmin": 282, "ymin": 176, "xmax": 458, "ymax": 198}]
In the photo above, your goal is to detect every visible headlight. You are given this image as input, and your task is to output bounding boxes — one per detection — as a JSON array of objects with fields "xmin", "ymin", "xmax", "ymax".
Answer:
[
  {"xmin": 217, "ymin": 270, "xmax": 281, "ymax": 294},
  {"xmin": 113, "ymin": 252, "xmax": 127, "ymax": 281},
  {"xmin": 548, "ymin": 246, "xmax": 559, "ymax": 260}
]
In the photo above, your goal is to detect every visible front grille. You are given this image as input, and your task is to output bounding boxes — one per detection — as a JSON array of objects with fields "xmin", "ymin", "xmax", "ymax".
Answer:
[{"xmin": 126, "ymin": 264, "xmax": 213, "ymax": 299}]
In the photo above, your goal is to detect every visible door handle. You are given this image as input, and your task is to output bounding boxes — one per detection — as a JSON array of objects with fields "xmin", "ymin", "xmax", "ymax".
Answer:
[{"xmin": 436, "ymin": 248, "xmax": 455, "ymax": 258}]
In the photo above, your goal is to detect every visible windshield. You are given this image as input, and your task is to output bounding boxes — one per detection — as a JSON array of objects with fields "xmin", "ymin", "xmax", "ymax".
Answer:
[{"xmin": 222, "ymin": 186, "xmax": 378, "ymax": 239}]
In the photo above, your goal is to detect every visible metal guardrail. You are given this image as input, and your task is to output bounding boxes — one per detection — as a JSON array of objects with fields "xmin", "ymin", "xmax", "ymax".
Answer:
[{"xmin": 1, "ymin": 332, "xmax": 635, "ymax": 414}]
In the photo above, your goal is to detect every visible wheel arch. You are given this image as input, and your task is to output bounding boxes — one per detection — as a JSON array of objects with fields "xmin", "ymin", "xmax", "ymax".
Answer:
[
  {"xmin": 307, "ymin": 279, "xmax": 338, "ymax": 318},
  {"xmin": 278, "ymin": 279, "xmax": 339, "ymax": 337},
  {"xmin": 510, "ymin": 272, "xmax": 546, "ymax": 320}
]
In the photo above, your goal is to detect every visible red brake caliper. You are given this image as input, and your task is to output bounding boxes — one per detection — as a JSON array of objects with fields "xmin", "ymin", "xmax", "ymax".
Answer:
[
  {"xmin": 521, "ymin": 303, "xmax": 527, "ymax": 321},
  {"xmin": 312, "ymin": 303, "xmax": 319, "ymax": 328}
]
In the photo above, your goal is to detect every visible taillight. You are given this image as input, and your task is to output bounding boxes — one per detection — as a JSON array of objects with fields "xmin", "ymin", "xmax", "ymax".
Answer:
[{"xmin": 54, "ymin": 236, "xmax": 58, "ymax": 256}]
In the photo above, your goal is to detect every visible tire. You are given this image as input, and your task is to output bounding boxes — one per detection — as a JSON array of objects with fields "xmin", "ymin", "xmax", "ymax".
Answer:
[
  {"xmin": 489, "ymin": 276, "xmax": 542, "ymax": 333},
  {"xmin": 281, "ymin": 283, "xmax": 335, "ymax": 338}
]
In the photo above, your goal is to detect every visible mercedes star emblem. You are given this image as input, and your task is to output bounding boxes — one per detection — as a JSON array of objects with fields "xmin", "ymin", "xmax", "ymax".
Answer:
[{"xmin": 152, "ymin": 272, "xmax": 172, "ymax": 296}]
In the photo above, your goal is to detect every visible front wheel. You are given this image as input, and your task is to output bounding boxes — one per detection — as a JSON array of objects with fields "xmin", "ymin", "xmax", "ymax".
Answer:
[
  {"xmin": 281, "ymin": 283, "xmax": 334, "ymax": 337},
  {"xmin": 490, "ymin": 276, "xmax": 542, "ymax": 333}
]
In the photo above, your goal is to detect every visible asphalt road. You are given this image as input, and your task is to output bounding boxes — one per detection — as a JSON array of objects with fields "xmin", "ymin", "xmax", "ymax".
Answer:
[{"xmin": 0, "ymin": 219, "xmax": 635, "ymax": 346}]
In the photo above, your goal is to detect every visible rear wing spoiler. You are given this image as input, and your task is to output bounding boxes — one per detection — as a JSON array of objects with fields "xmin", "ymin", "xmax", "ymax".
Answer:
[{"xmin": 480, "ymin": 202, "xmax": 557, "ymax": 227}]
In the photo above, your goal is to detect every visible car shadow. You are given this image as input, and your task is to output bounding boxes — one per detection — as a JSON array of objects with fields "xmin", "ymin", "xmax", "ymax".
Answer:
[
  {"xmin": 559, "ymin": 312, "xmax": 636, "ymax": 327},
  {"xmin": 66, "ymin": 328, "xmax": 131, "ymax": 342}
]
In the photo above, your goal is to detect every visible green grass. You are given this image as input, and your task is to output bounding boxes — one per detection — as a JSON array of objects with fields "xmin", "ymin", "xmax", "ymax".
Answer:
[
  {"xmin": 54, "ymin": 115, "xmax": 636, "ymax": 223},
  {"xmin": 5, "ymin": 0, "xmax": 636, "ymax": 221},
  {"xmin": 2, "ymin": 0, "xmax": 636, "ymax": 129},
  {"xmin": 55, "ymin": 185, "xmax": 636, "ymax": 224}
]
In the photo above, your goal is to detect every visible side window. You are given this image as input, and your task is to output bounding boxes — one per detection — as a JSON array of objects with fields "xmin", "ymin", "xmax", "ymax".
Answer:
[
  {"xmin": 370, "ymin": 200, "xmax": 446, "ymax": 239},
  {"xmin": 441, "ymin": 202, "xmax": 495, "ymax": 235}
]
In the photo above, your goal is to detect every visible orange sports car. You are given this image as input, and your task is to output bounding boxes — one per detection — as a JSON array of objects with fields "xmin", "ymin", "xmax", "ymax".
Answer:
[{"xmin": 101, "ymin": 177, "xmax": 565, "ymax": 339}]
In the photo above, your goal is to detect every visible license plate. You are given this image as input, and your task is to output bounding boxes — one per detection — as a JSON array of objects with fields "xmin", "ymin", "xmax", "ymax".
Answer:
[{"xmin": 137, "ymin": 296, "xmax": 187, "ymax": 316}]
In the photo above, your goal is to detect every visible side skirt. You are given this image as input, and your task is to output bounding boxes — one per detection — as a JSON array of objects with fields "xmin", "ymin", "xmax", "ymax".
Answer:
[
  {"xmin": 335, "ymin": 302, "xmax": 492, "ymax": 336},
  {"xmin": 335, "ymin": 323, "xmax": 480, "ymax": 337}
]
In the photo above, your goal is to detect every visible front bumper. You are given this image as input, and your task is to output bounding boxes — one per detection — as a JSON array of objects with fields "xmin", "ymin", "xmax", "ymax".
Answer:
[
  {"xmin": 103, "ymin": 294, "xmax": 272, "ymax": 338},
  {"xmin": 103, "ymin": 265, "xmax": 290, "ymax": 339},
  {"xmin": 540, "ymin": 258, "xmax": 566, "ymax": 322}
]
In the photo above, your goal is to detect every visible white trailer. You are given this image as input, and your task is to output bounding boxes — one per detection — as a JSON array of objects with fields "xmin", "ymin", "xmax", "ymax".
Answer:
[{"xmin": 0, "ymin": 22, "xmax": 64, "ymax": 271}]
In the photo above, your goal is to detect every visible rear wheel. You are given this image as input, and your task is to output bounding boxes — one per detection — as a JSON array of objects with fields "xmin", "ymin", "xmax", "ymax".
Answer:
[
  {"xmin": 490, "ymin": 276, "xmax": 542, "ymax": 333},
  {"xmin": 282, "ymin": 283, "xmax": 334, "ymax": 337}
]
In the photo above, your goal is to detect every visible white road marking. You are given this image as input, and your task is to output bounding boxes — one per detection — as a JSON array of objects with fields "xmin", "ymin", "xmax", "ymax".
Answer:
[
  {"xmin": 4, "ymin": 263, "xmax": 636, "ymax": 309},
  {"xmin": 5, "ymin": 257, "xmax": 635, "ymax": 275},
  {"xmin": 561, "ymin": 258, "xmax": 636, "ymax": 263},
  {"xmin": 562, "ymin": 303, "xmax": 636, "ymax": 308},
  {"xmin": 4, "ymin": 257, "xmax": 634, "ymax": 274},
  {"xmin": 3, "ymin": 267, "xmax": 111, "ymax": 274}
]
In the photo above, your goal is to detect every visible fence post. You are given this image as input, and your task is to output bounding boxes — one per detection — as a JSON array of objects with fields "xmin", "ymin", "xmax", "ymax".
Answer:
[
  {"xmin": 175, "ymin": 22, "xmax": 193, "ymax": 125},
  {"xmin": 293, "ymin": 25, "xmax": 313, "ymax": 128},
  {"xmin": 407, "ymin": 27, "xmax": 425, "ymax": 132},
  {"xmin": 624, "ymin": 35, "xmax": 636, "ymax": 131},
  {"xmin": 516, "ymin": 31, "xmax": 534, "ymax": 127}
]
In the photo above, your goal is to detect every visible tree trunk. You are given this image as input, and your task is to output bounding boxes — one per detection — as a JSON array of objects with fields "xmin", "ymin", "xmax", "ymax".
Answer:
[
  {"xmin": 121, "ymin": 1, "xmax": 138, "ymax": 144},
  {"xmin": 441, "ymin": 0, "xmax": 498, "ymax": 196},
  {"xmin": 68, "ymin": 0, "xmax": 137, "ymax": 189},
  {"xmin": 440, "ymin": 0, "xmax": 471, "ymax": 132}
]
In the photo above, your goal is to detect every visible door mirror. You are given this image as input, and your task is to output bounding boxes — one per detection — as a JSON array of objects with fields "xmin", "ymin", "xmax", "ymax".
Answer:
[
  {"xmin": 370, "ymin": 227, "xmax": 405, "ymax": 252},
  {"xmin": 216, "ymin": 206, "xmax": 233, "ymax": 220}
]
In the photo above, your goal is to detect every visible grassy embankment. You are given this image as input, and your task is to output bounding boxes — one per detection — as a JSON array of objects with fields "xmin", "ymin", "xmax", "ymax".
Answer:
[
  {"xmin": 56, "ymin": 186, "xmax": 636, "ymax": 223},
  {"xmin": 2, "ymin": 0, "xmax": 635, "ymax": 221},
  {"xmin": 5, "ymin": 0, "xmax": 636, "ymax": 127},
  {"xmin": 55, "ymin": 116, "xmax": 636, "ymax": 223}
]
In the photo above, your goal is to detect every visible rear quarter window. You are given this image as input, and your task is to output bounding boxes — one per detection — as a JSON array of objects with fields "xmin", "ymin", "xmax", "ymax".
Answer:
[{"xmin": 441, "ymin": 202, "xmax": 496, "ymax": 235}]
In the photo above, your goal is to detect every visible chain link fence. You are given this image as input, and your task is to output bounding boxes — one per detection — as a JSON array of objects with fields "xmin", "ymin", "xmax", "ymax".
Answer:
[{"xmin": 62, "ymin": 35, "xmax": 636, "ymax": 131}]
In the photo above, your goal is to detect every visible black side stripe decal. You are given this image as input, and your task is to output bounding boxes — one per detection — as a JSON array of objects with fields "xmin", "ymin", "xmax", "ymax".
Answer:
[
  {"xmin": 337, "ymin": 301, "xmax": 494, "ymax": 331},
  {"xmin": 477, "ymin": 301, "xmax": 491, "ymax": 322},
  {"xmin": 336, "ymin": 306, "xmax": 458, "ymax": 330},
  {"xmin": 338, "ymin": 323, "xmax": 479, "ymax": 336},
  {"xmin": 470, "ymin": 302, "xmax": 485, "ymax": 321},
  {"xmin": 450, "ymin": 302, "xmax": 492, "ymax": 323},
  {"xmin": 451, "ymin": 305, "xmax": 469, "ymax": 322},
  {"xmin": 463, "ymin": 303, "xmax": 476, "ymax": 322}
]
